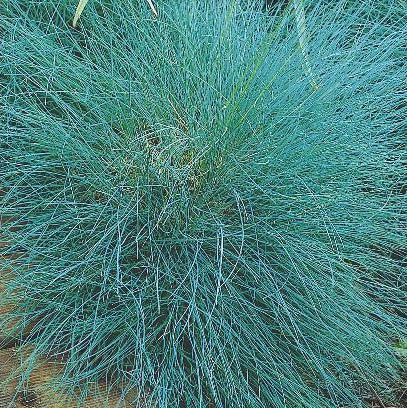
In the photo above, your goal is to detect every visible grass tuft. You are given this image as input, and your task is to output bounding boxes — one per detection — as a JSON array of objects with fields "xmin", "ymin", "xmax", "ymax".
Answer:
[{"xmin": 1, "ymin": 1, "xmax": 407, "ymax": 407}]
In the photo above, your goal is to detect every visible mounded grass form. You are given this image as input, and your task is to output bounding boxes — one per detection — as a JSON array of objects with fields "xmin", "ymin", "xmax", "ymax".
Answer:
[{"xmin": 1, "ymin": 0, "xmax": 407, "ymax": 406}]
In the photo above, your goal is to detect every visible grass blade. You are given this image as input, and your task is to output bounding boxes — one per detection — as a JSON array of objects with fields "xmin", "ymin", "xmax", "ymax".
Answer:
[{"xmin": 72, "ymin": 0, "xmax": 89, "ymax": 27}]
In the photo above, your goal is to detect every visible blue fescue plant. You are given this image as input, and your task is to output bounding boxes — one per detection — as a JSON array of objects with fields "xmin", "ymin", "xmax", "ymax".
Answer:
[{"xmin": 1, "ymin": 0, "xmax": 407, "ymax": 407}]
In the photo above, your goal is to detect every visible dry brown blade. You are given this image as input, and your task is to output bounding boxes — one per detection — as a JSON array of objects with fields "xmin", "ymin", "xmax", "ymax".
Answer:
[
  {"xmin": 292, "ymin": 0, "xmax": 318, "ymax": 90},
  {"xmin": 147, "ymin": 0, "xmax": 158, "ymax": 16},
  {"xmin": 73, "ymin": 0, "xmax": 158, "ymax": 28},
  {"xmin": 72, "ymin": 0, "xmax": 89, "ymax": 28},
  {"xmin": 168, "ymin": 97, "xmax": 188, "ymax": 133}
]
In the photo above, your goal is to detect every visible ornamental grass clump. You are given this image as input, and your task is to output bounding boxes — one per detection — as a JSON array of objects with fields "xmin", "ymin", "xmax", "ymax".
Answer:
[{"xmin": 1, "ymin": 0, "xmax": 407, "ymax": 407}]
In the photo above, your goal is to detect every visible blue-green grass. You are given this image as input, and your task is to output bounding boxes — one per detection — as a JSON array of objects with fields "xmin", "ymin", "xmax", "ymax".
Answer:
[{"xmin": 1, "ymin": 1, "xmax": 407, "ymax": 407}]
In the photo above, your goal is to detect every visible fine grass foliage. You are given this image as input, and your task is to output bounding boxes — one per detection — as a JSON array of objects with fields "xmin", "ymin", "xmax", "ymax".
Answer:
[{"xmin": 1, "ymin": 1, "xmax": 407, "ymax": 407}]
